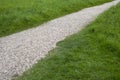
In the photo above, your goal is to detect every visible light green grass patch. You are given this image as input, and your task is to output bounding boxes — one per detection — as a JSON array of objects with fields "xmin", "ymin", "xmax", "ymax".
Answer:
[{"xmin": 0, "ymin": 0, "xmax": 112, "ymax": 37}]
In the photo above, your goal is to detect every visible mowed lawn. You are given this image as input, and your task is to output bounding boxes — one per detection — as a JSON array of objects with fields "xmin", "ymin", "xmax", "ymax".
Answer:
[
  {"xmin": 16, "ymin": 3, "xmax": 120, "ymax": 80},
  {"xmin": 0, "ymin": 0, "xmax": 112, "ymax": 37}
]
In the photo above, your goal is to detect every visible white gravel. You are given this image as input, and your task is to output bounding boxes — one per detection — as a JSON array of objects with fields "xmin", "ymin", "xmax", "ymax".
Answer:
[{"xmin": 0, "ymin": 0, "xmax": 120, "ymax": 80}]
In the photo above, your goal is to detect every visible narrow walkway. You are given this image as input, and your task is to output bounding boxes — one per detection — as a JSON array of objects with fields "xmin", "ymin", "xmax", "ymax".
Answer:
[{"xmin": 0, "ymin": 0, "xmax": 120, "ymax": 80}]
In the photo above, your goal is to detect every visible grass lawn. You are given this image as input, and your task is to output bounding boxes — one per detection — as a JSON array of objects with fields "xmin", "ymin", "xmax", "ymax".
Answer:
[
  {"xmin": 16, "ymin": 2, "xmax": 120, "ymax": 80},
  {"xmin": 0, "ymin": 0, "xmax": 112, "ymax": 37}
]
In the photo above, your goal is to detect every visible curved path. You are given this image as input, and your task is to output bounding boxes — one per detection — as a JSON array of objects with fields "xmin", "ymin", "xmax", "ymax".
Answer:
[{"xmin": 0, "ymin": 0, "xmax": 120, "ymax": 80}]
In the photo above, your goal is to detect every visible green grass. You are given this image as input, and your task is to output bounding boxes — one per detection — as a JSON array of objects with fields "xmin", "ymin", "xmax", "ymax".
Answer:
[
  {"xmin": 0, "ymin": 0, "xmax": 112, "ymax": 37},
  {"xmin": 16, "ymin": 2, "xmax": 120, "ymax": 80}
]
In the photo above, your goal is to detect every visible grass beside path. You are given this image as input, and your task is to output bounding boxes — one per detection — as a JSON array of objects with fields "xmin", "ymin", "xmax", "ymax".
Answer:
[
  {"xmin": 16, "ymin": 3, "xmax": 120, "ymax": 80},
  {"xmin": 0, "ymin": 0, "xmax": 112, "ymax": 37}
]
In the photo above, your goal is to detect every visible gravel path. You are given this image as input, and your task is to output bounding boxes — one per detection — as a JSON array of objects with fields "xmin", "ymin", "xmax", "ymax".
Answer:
[{"xmin": 0, "ymin": 0, "xmax": 120, "ymax": 80}]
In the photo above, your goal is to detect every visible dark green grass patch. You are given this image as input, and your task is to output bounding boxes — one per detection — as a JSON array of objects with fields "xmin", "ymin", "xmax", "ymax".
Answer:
[
  {"xmin": 16, "ymin": 3, "xmax": 120, "ymax": 80},
  {"xmin": 0, "ymin": 0, "xmax": 112, "ymax": 37}
]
